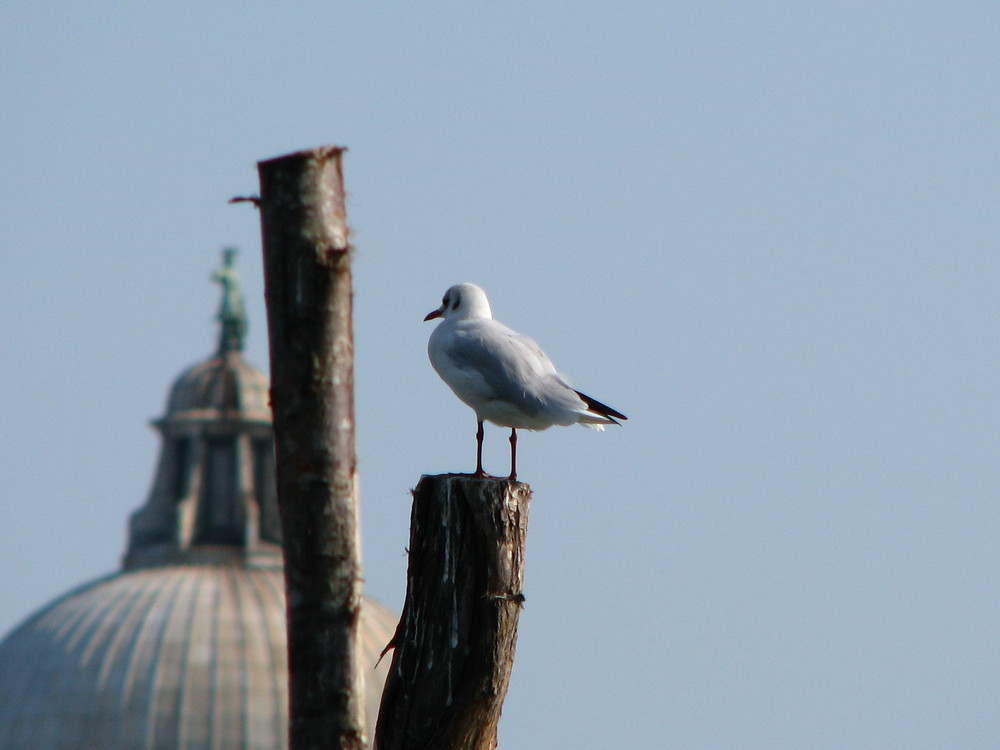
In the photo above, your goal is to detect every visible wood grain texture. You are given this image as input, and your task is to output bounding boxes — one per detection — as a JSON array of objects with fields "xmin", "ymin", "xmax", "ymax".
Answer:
[
  {"xmin": 258, "ymin": 146, "xmax": 366, "ymax": 750},
  {"xmin": 375, "ymin": 475, "xmax": 531, "ymax": 750}
]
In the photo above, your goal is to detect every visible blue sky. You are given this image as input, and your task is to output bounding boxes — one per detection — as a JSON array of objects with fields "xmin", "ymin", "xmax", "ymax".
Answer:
[{"xmin": 2, "ymin": 4, "xmax": 999, "ymax": 748}]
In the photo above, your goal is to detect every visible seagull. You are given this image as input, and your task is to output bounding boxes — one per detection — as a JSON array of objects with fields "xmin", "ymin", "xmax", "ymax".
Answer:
[{"xmin": 424, "ymin": 282, "xmax": 626, "ymax": 480}]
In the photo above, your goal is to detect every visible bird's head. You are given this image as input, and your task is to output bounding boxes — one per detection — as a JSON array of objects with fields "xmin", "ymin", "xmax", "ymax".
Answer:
[{"xmin": 424, "ymin": 283, "xmax": 493, "ymax": 322}]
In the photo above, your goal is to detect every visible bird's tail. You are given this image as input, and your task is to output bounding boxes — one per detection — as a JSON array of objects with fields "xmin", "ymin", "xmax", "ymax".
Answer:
[{"xmin": 574, "ymin": 390, "xmax": 627, "ymax": 427}]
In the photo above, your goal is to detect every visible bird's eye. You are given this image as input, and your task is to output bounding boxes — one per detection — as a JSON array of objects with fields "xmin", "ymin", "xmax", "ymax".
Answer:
[{"xmin": 441, "ymin": 295, "xmax": 449, "ymax": 308}]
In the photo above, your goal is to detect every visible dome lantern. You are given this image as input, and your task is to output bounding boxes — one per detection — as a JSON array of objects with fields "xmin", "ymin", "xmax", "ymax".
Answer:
[{"xmin": 124, "ymin": 250, "xmax": 279, "ymax": 570}]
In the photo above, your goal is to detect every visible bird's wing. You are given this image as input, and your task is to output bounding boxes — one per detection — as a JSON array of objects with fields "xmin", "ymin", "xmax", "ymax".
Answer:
[{"xmin": 437, "ymin": 320, "xmax": 564, "ymax": 415}]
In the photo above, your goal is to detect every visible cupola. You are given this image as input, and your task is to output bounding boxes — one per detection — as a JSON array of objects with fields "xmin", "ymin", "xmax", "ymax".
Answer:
[{"xmin": 124, "ymin": 249, "xmax": 279, "ymax": 569}]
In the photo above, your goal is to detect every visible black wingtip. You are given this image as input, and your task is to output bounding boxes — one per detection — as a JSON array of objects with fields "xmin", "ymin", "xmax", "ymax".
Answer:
[{"xmin": 574, "ymin": 390, "xmax": 628, "ymax": 422}]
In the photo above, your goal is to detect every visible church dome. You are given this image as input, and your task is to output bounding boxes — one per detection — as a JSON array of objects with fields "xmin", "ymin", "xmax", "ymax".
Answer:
[
  {"xmin": 0, "ymin": 567, "xmax": 395, "ymax": 750},
  {"xmin": 0, "ymin": 251, "xmax": 396, "ymax": 748}
]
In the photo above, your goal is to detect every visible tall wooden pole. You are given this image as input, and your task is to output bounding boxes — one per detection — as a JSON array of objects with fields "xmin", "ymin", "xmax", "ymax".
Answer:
[
  {"xmin": 374, "ymin": 475, "xmax": 531, "ymax": 750},
  {"xmin": 257, "ymin": 147, "xmax": 366, "ymax": 750}
]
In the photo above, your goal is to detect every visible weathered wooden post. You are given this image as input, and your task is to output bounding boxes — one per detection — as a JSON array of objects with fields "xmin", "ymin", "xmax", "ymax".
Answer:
[
  {"xmin": 257, "ymin": 146, "xmax": 366, "ymax": 749},
  {"xmin": 374, "ymin": 475, "xmax": 531, "ymax": 750}
]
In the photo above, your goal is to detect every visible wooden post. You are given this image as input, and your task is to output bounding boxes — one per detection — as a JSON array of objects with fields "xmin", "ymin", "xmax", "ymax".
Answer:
[
  {"xmin": 257, "ymin": 147, "xmax": 366, "ymax": 750},
  {"xmin": 374, "ymin": 475, "xmax": 531, "ymax": 750}
]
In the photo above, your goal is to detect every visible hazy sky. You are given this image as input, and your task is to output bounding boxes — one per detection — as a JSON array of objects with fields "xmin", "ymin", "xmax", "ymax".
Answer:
[{"xmin": 3, "ymin": 4, "xmax": 999, "ymax": 748}]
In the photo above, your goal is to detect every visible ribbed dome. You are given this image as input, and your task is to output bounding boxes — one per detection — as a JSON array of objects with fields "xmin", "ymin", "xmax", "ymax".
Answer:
[
  {"xmin": 0, "ymin": 253, "xmax": 398, "ymax": 749},
  {"xmin": 0, "ymin": 565, "xmax": 396, "ymax": 749},
  {"xmin": 166, "ymin": 353, "xmax": 271, "ymax": 423}
]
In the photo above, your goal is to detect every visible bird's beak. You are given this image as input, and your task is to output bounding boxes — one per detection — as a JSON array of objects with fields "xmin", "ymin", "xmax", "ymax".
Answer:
[{"xmin": 424, "ymin": 308, "xmax": 443, "ymax": 321}]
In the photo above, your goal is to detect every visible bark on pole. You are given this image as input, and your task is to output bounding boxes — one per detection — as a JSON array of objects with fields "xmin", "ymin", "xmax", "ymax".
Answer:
[
  {"xmin": 257, "ymin": 147, "xmax": 366, "ymax": 750},
  {"xmin": 374, "ymin": 475, "xmax": 531, "ymax": 750}
]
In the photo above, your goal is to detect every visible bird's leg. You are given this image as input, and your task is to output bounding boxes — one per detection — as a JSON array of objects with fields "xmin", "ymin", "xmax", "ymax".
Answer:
[
  {"xmin": 474, "ymin": 420, "xmax": 487, "ymax": 477},
  {"xmin": 508, "ymin": 428, "xmax": 517, "ymax": 481}
]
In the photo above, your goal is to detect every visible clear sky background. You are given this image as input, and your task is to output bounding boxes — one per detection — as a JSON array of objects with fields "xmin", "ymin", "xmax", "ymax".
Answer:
[{"xmin": 2, "ymin": 3, "xmax": 999, "ymax": 748}]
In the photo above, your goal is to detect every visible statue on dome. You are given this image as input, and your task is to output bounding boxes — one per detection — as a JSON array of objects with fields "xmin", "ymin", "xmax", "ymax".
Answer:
[{"xmin": 212, "ymin": 248, "xmax": 247, "ymax": 353}]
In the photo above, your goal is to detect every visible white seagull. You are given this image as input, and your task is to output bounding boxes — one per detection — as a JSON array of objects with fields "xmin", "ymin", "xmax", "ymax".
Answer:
[{"xmin": 424, "ymin": 282, "xmax": 626, "ymax": 480}]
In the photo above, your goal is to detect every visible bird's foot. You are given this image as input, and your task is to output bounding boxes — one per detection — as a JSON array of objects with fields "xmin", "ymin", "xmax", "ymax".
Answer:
[{"xmin": 445, "ymin": 470, "xmax": 513, "ymax": 481}]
